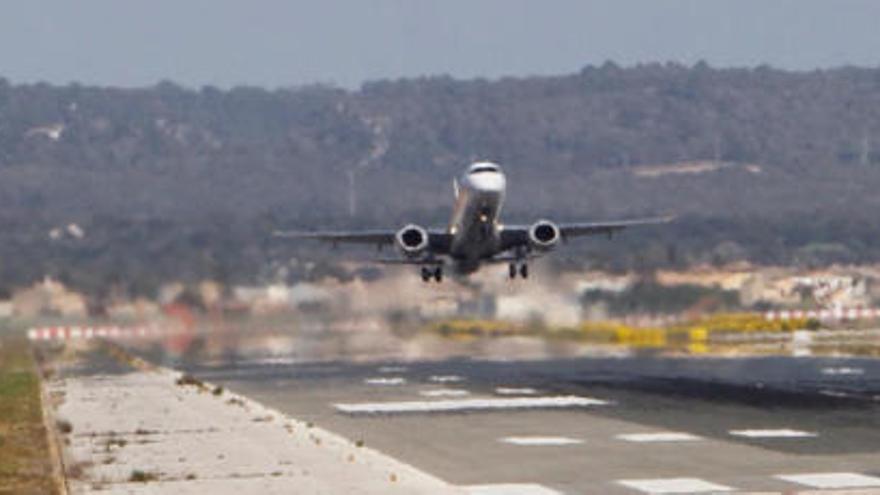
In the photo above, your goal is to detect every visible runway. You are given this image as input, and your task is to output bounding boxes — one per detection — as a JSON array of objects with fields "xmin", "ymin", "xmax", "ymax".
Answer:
[{"xmin": 181, "ymin": 355, "xmax": 880, "ymax": 494}]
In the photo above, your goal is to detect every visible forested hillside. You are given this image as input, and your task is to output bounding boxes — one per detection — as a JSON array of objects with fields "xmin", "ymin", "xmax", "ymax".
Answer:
[{"xmin": 3, "ymin": 62, "xmax": 880, "ymax": 294}]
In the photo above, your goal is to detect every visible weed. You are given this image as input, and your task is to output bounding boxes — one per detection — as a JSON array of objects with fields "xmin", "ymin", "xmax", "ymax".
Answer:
[
  {"xmin": 56, "ymin": 419, "xmax": 73, "ymax": 434},
  {"xmin": 129, "ymin": 469, "xmax": 159, "ymax": 483},
  {"xmin": 175, "ymin": 374, "xmax": 203, "ymax": 387}
]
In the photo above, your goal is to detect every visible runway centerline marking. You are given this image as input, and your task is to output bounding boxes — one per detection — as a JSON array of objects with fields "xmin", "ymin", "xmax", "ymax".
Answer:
[
  {"xmin": 775, "ymin": 472, "xmax": 880, "ymax": 489},
  {"xmin": 334, "ymin": 396, "xmax": 608, "ymax": 415},
  {"xmin": 821, "ymin": 366, "xmax": 864, "ymax": 376},
  {"xmin": 617, "ymin": 432, "xmax": 702, "ymax": 443},
  {"xmin": 429, "ymin": 374, "xmax": 464, "ymax": 383},
  {"xmin": 820, "ymin": 389, "xmax": 853, "ymax": 398},
  {"xmin": 464, "ymin": 484, "xmax": 562, "ymax": 495},
  {"xmin": 364, "ymin": 377, "xmax": 406, "ymax": 386},
  {"xmin": 419, "ymin": 388, "xmax": 470, "ymax": 397},
  {"xmin": 617, "ymin": 477, "xmax": 733, "ymax": 493},
  {"xmin": 495, "ymin": 387, "xmax": 538, "ymax": 395},
  {"xmin": 729, "ymin": 428, "xmax": 817, "ymax": 438},
  {"xmin": 378, "ymin": 365, "xmax": 408, "ymax": 373},
  {"xmin": 500, "ymin": 436, "xmax": 583, "ymax": 446}
]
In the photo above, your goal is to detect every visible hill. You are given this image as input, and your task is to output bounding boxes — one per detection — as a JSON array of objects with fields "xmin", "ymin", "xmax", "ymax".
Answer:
[{"xmin": 2, "ymin": 63, "xmax": 880, "ymax": 295}]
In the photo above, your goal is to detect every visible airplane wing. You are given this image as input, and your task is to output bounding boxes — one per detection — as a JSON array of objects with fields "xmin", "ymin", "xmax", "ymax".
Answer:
[
  {"xmin": 273, "ymin": 229, "xmax": 454, "ymax": 251},
  {"xmin": 273, "ymin": 230, "xmax": 396, "ymax": 245},
  {"xmin": 372, "ymin": 258, "xmax": 445, "ymax": 265},
  {"xmin": 556, "ymin": 215, "xmax": 674, "ymax": 238},
  {"xmin": 499, "ymin": 216, "xmax": 673, "ymax": 250}
]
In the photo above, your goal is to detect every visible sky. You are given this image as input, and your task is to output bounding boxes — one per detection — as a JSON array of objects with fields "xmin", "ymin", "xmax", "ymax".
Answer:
[{"xmin": 1, "ymin": 0, "xmax": 879, "ymax": 89}]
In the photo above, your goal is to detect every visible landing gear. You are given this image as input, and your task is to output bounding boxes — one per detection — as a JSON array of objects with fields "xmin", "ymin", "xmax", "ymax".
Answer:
[
  {"xmin": 421, "ymin": 266, "xmax": 443, "ymax": 283},
  {"xmin": 509, "ymin": 262, "xmax": 529, "ymax": 280}
]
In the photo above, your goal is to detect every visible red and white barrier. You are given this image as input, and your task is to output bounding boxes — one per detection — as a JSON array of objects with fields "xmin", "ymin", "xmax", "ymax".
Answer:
[
  {"xmin": 765, "ymin": 307, "xmax": 880, "ymax": 321},
  {"xmin": 26, "ymin": 325, "xmax": 165, "ymax": 342}
]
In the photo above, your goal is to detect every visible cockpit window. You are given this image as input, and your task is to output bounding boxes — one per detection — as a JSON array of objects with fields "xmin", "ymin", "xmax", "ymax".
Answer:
[{"xmin": 469, "ymin": 166, "xmax": 498, "ymax": 174}]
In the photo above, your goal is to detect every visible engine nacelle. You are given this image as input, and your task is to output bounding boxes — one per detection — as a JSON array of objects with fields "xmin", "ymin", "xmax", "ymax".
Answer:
[
  {"xmin": 528, "ymin": 220, "xmax": 561, "ymax": 251},
  {"xmin": 395, "ymin": 224, "xmax": 429, "ymax": 257}
]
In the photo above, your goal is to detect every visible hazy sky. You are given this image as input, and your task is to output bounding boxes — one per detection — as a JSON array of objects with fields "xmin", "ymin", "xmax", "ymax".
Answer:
[{"xmin": 2, "ymin": 0, "xmax": 879, "ymax": 89}]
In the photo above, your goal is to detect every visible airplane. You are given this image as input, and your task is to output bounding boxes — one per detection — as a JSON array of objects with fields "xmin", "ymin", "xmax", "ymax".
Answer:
[{"xmin": 276, "ymin": 161, "xmax": 672, "ymax": 282}]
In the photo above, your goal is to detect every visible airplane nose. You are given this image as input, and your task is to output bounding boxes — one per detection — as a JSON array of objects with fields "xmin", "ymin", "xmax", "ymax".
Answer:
[{"xmin": 469, "ymin": 172, "xmax": 506, "ymax": 192}]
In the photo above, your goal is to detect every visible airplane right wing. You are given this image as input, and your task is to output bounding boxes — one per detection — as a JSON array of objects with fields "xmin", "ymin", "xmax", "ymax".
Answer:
[
  {"xmin": 273, "ymin": 229, "xmax": 454, "ymax": 253},
  {"xmin": 273, "ymin": 230, "xmax": 397, "ymax": 246}
]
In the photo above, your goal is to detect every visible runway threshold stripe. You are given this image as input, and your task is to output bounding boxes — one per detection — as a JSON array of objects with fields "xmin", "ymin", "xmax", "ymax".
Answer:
[
  {"xmin": 335, "ymin": 396, "xmax": 608, "ymax": 414},
  {"xmin": 419, "ymin": 389, "xmax": 470, "ymax": 397},
  {"xmin": 775, "ymin": 472, "xmax": 880, "ymax": 489},
  {"xmin": 363, "ymin": 377, "xmax": 406, "ymax": 385},
  {"xmin": 617, "ymin": 477, "xmax": 733, "ymax": 493},
  {"xmin": 729, "ymin": 428, "xmax": 817, "ymax": 438},
  {"xmin": 821, "ymin": 366, "xmax": 864, "ymax": 376},
  {"xmin": 495, "ymin": 387, "xmax": 538, "ymax": 395},
  {"xmin": 464, "ymin": 484, "xmax": 562, "ymax": 495},
  {"xmin": 616, "ymin": 432, "xmax": 702, "ymax": 443},
  {"xmin": 500, "ymin": 436, "xmax": 582, "ymax": 446}
]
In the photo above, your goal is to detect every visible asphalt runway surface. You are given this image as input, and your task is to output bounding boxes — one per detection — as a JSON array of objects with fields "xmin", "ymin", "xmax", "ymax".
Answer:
[{"xmin": 182, "ymin": 354, "xmax": 880, "ymax": 494}]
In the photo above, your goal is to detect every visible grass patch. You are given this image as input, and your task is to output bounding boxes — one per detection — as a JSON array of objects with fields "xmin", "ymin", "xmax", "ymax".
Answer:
[{"xmin": 0, "ymin": 334, "xmax": 57, "ymax": 494}]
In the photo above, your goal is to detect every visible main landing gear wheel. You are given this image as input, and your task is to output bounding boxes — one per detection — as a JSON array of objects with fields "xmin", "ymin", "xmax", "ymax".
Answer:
[
  {"xmin": 422, "ymin": 266, "xmax": 443, "ymax": 283},
  {"xmin": 509, "ymin": 263, "xmax": 529, "ymax": 279}
]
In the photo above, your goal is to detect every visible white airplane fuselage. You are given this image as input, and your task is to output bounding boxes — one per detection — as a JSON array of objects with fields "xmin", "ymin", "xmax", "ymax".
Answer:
[{"xmin": 447, "ymin": 162, "xmax": 507, "ymax": 274}]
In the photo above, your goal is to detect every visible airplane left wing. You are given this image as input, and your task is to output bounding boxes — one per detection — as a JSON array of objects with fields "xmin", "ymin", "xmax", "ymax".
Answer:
[
  {"xmin": 499, "ymin": 216, "xmax": 673, "ymax": 251},
  {"xmin": 556, "ymin": 215, "xmax": 674, "ymax": 239}
]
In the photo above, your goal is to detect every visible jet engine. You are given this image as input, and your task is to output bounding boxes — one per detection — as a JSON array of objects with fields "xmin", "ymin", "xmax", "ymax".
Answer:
[
  {"xmin": 528, "ymin": 220, "xmax": 561, "ymax": 251},
  {"xmin": 395, "ymin": 224, "xmax": 429, "ymax": 257}
]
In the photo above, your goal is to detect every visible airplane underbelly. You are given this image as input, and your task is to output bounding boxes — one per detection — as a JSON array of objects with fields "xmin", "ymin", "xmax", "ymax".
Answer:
[
  {"xmin": 448, "ymin": 169, "xmax": 506, "ymax": 264},
  {"xmin": 451, "ymin": 199, "xmax": 501, "ymax": 257}
]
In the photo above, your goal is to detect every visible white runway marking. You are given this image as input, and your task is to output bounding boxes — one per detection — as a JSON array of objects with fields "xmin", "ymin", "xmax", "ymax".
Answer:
[
  {"xmin": 821, "ymin": 366, "xmax": 865, "ymax": 376},
  {"xmin": 335, "ymin": 396, "xmax": 608, "ymax": 414},
  {"xmin": 820, "ymin": 389, "xmax": 851, "ymax": 398},
  {"xmin": 419, "ymin": 388, "xmax": 470, "ymax": 397},
  {"xmin": 378, "ymin": 365, "xmax": 408, "ymax": 373},
  {"xmin": 618, "ymin": 477, "xmax": 733, "ymax": 493},
  {"xmin": 500, "ymin": 436, "xmax": 583, "ymax": 446},
  {"xmin": 729, "ymin": 428, "xmax": 817, "ymax": 438},
  {"xmin": 495, "ymin": 387, "xmax": 538, "ymax": 395},
  {"xmin": 252, "ymin": 357, "xmax": 296, "ymax": 366},
  {"xmin": 429, "ymin": 374, "xmax": 464, "ymax": 383},
  {"xmin": 464, "ymin": 484, "xmax": 562, "ymax": 494},
  {"xmin": 617, "ymin": 432, "xmax": 702, "ymax": 443},
  {"xmin": 363, "ymin": 377, "xmax": 406, "ymax": 386},
  {"xmin": 775, "ymin": 472, "xmax": 880, "ymax": 489}
]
